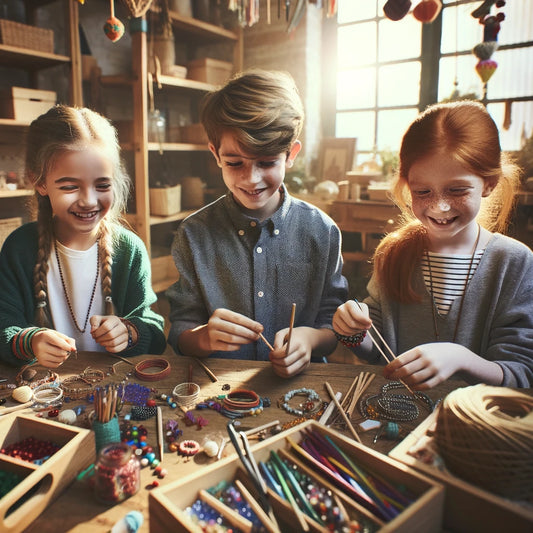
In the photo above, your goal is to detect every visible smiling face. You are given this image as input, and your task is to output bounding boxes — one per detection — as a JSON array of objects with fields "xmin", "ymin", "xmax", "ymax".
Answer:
[
  {"xmin": 210, "ymin": 132, "xmax": 301, "ymax": 221},
  {"xmin": 36, "ymin": 147, "xmax": 114, "ymax": 249},
  {"xmin": 408, "ymin": 152, "xmax": 493, "ymax": 252}
]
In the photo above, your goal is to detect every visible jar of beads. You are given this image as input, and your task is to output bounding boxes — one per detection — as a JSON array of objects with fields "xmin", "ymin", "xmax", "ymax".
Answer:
[{"xmin": 94, "ymin": 442, "xmax": 140, "ymax": 504}]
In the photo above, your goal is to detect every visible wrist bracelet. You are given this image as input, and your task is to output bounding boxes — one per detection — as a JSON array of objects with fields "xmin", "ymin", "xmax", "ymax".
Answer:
[
  {"xmin": 120, "ymin": 319, "xmax": 137, "ymax": 349},
  {"xmin": 334, "ymin": 330, "xmax": 367, "ymax": 347},
  {"xmin": 134, "ymin": 358, "xmax": 171, "ymax": 381}
]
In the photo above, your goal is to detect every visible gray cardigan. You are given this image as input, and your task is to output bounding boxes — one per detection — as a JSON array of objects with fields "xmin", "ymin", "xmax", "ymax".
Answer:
[{"xmin": 358, "ymin": 233, "xmax": 533, "ymax": 388}]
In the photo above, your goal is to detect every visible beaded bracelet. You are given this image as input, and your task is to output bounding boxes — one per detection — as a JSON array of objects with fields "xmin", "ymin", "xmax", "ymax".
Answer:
[
  {"xmin": 120, "ymin": 319, "xmax": 138, "ymax": 350},
  {"xmin": 32, "ymin": 383, "xmax": 63, "ymax": 407},
  {"xmin": 280, "ymin": 388, "xmax": 322, "ymax": 417},
  {"xmin": 334, "ymin": 330, "xmax": 367, "ymax": 348},
  {"xmin": 15, "ymin": 365, "xmax": 59, "ymax": 389},
  {"xmin": 61, "ymin": 376, "xmax": 94, "ymax": 400}
]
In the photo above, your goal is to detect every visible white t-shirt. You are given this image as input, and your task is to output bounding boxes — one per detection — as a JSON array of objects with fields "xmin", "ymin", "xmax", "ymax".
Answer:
[{"xmin": 47, "ymin": 241, "xmax": 105, "ymax": 351}]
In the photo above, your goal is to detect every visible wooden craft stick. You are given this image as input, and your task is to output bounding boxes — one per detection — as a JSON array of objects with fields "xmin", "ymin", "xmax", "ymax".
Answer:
[
  {"xmin": 325, "ymin": 381, "xmax": 362, "ymax": 444},
  {"xmin": 156, "ymin": 406, "xmax": 164, "ymax": 462},
  {"xmin": 195, "ymin": 358, "xmax": 218, "ymax": 382},
  {"xmin": 235, "ymin": 479, "xmax": 280, "ymax": 533},
  {"xmin": 199, "ymin": 489, "xmax": 253, "ymax": 533},
  {"xmin": 243, "ymin": 419, "xmax": 281, "ymax": 437},
  {"xmin": 258, "ymin": 332, "xmax": 274, "ymax": 352},
  {"xmin": 285, "ymin": 303, "xmax": 296, "ymax": 356},
  {"xmin": 0, "ymin": 400, "xmax": 33, "ymax": 416}
]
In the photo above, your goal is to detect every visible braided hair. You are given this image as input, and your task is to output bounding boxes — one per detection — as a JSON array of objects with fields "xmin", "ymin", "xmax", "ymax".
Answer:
[{"xmin": 26, "ymin": 105, "xmax": 130, "ymax": 325}]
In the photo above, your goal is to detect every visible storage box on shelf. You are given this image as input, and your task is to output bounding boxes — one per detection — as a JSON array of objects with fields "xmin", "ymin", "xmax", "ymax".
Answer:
[
  {"xmin": 0, "ymin": 19, "xmax": 54, "ymax": 54},
  {"xmin": 149, "ymin": 420, "xmax": 444, "ymax": 532},
  {"xmin": 0, "ymin": 413, "xmax": 95, "ymax": 533},
  {"xmin": 149, "ymin": 184, "xmax": 182, "ymax": 216},
  {"xmin": 389, "ymin": 410, "xmax": 533, "ymax": 533},
  {"xmin": 0, "ymin": 88, "xmax": 57, "ymax": 122},
  {"xmin": 186, "ymin": 58, "xmax": 233, "ymax": 85}
]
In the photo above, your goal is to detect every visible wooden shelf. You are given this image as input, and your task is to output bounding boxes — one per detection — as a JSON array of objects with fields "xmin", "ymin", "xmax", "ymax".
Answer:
[
  {"xmin": 147, "ymin": 142, "xmax": 208, "ymax": 152},
  {"xmin": 150, "ymin": 210, "xmax": 196, "ymax": 226},
  {"xmin": 343, "ymin": 251, "xmax": 372, "ymax": 263},
  {"xmin": 0, "ymin": 45, "xmax": 70, "ymax": 70},
  {"xmin": 168, "ymin": 11, "xmax": 240, "ymax": 43},
  {"xmin": 0, "ymin": 189, "xmax": 33, "ymax": 198}
]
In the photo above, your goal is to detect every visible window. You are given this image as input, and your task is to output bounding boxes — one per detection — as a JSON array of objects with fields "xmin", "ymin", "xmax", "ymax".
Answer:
[{"xmin": 334, "ymin": 0, "xmax": 533, "ymax": 162}]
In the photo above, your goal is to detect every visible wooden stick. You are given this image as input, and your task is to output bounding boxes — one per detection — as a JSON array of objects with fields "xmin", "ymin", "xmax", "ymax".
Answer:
[
  {"xmin": 199, "ymin": 489, "xmax": 253, "ymax": 533},
  {"xmin": 156, "ymin": 406, "xmax": 164, "ymax": 462},
  {"xmin": 194, "ymin": 358, "xmax": 218, "ymax": 382},
  {"xmin": 285, "ymin": 303, "xmax": 296, "ymax": 356},
  {"xmin": 0, "ymin": 400, "xmax": 33, "ymax": 416},
  {"xmin": 325, "ymin": 381, "xmax": 362, "ymax": 444},
  {"xmin": 235, "ymin": 479, "xmax": 281, "ymax": 533},
  {"xmin": 258, "ymin": 332, "xmax": 274, "ymax": 352}
]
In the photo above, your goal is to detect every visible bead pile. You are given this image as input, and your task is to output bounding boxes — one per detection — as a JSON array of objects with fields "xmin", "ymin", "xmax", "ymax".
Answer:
[{"xmin": 1, "ymin": 437, "xmax": 60, "ymax": 464}]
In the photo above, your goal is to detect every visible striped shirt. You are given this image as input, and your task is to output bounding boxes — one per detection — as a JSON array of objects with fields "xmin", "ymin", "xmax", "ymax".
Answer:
[{"xmin": 422, "ymin": 250, "xmax": 485, "ymax": 316}]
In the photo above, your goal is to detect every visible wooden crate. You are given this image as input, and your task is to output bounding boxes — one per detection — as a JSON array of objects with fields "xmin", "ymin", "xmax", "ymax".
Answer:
[
  {"xmin": 0, "ymin": 87, "xmax": 56, "ymax": 123},
  {"xmin": 149, "ymin": 420, "xmax": 444, "ymax": 532},
  {"xmin": 0, "ymin": 414, "xmax": 95, "ymax": 533},
  {"xmin": 0, "ymin": 217, "xmax": 22, "ymax": 249},
  {"xmin": 0, "ymin": 19, "xmax": 54, "ymax": 53},
  {"xmin": 186, "ymin": 58, "xmax": 233, "ymax": 85},
  {"xmin": 149, "ymin": 184, "xmax": 182, "ymax": 216},
  {"xmin": 389, "ymin": 410, "xmax": 533, "ymax": 533}
]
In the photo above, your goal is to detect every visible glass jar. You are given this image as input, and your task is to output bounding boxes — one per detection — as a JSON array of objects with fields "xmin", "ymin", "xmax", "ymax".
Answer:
[{"xmin": 94, "ymin": 442, "xmax": 140, "ymax": 504}]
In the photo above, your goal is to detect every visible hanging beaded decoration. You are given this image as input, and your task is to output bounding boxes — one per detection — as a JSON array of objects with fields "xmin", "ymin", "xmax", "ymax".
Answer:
[
  {"xmin": 279, "ymin": 388, "xmax": 322, "ymax": 417},
  {"xmin": 360, "ymin": 381, "xmax": 434, "ymax": 422}
]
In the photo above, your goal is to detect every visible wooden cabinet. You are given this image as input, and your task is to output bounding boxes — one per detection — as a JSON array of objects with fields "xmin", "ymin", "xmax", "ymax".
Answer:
[
  {"xmin": 0, "ymin": 0, "xmax": 81, "ymax": 242},
  {"xmin": 100, "ymin": 9, "xmax": 242, "ymax": 292}
]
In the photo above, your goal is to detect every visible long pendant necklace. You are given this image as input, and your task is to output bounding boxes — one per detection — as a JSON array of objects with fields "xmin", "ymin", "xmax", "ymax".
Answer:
[
  {"xmin": 54, "ymin": 241, "xmax": 100, "ymax": 334},
  {"xmin": 425, "ymin": 224, "xmax": 481, "ymax": 342}
]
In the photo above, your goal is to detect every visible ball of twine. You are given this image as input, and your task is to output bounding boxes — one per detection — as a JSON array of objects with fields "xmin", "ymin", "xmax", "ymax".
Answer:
[
  {"xmin": 434, "ymin": 384, "xmax": 533, "ymax": 500},
  {"xmin": 172, "ymin": 382, "xmax": 200, "ymax": 408}
]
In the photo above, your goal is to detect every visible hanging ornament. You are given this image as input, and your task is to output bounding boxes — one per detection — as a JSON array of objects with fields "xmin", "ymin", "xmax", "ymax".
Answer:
[
  {"xmin": 413, "ymin": 0, "xmax": 442, "ymax": 24},
  {"xmin": 104, "ymin": 0, "xmax": 125, "ymax": 42},
  {"xmin": 383, "ymin": 0, "xmax": 412, "ymax": 21},
  {"xmin": 475, "ymin": 59, "xmax": 498, "ymax": 83},
  {"xmin": 472, "ymin": 41, "xmax": 498, "ymax": 60}
]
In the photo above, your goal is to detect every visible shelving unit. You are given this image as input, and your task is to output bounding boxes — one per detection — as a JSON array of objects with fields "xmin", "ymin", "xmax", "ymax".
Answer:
[
  {"xmin": 100, "ymin": 8, "xmax": 242, "ymax": 292},
  {"xmin": 0, "ymin": 0, "xmax": 82, "ymax": 227}
]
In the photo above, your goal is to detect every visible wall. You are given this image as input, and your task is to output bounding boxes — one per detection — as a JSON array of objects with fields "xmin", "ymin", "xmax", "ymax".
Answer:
[{"xmin": 242, "ymin": 3, "xmax": 324, "ymax": 177}]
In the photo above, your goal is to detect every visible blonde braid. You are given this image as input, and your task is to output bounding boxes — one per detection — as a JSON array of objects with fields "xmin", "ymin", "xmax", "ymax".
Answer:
[
  {"xmin": 33, "ymin": 196, "xmax": 54, "ymax": 327},
  {"xmin": 98, "ymin": 219, "xmax": 115, "ymax": 315}
]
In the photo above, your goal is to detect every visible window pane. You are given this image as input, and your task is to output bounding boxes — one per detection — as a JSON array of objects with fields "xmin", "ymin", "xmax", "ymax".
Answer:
[
  {"xmin": 338, "ymin": 0, "xmax": 378, "ymax": 23},
  {"xmin": 337, "ymin": 68, "xmax": 376, "ymax": 110},
  {"xmin": 441, "ymin": 4, "xmax": 480, "ymax": 54},
  {"xmin": 438, "ymin": 55, "xmax": 481, "ymax": 101},
  {"xmin": 336, "ymin": 111, "xmax": 376, "ymax": 153},
  {"xmin": 486, "ymin": 48, "xmax": 533, "ymax": 100},
  {"xmin": 338, "ymin": 23, "xmax": 376, "ymax": 68},
  {"xmin": 378, "ymin": 17, "xmax": 421, "ymax": 62},
  {"xmin": 377, "ymin": 108, "xmax": 419, "ymax": 152},
  {"xmin": 487, "ymin": 101, "xmax": 533, "ymax": 152},
  {"xmin": 378, "ymin": 62, "xmax": 421, "ymax": 106}
]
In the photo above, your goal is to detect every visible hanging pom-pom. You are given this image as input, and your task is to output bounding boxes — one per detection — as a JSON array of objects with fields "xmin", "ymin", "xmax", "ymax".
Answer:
[
  {"xmin": 472, "ymin": 41, "xmax": 498, "ymax": 60},
  {"xmin": 104, "ymin": 16, "xmax": 124, "ymax": 42},
  {"xmin": 413, "ymin": 0, "xmax": 442, "ymax": 23},
  {"xmin": 383, "ymin": 0, "xmax": 412, "ymax": 21},
  {"xmin": 476, "ymin": 59, "xmax": 498, "ymax": 83}
]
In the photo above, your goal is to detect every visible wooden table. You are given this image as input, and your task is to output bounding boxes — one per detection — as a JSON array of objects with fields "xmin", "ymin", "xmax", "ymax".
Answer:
[{"xmin": 0, "ymin": 352, "xmax": 469, "ymax": 532}]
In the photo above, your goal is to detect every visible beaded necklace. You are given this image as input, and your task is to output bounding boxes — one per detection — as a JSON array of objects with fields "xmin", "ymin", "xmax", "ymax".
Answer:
[
  {"xmin": 54, "ymin": 240, "xmax": 100, "ymax": 334},
  {"xmin": 425, "ymin": 224, "xmax": 480, "ymax": 342}
]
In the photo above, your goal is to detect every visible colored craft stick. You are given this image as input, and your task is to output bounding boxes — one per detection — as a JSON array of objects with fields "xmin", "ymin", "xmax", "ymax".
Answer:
[{"xmin": 259, "ymin": 461, "xmax": 284, "ymax": 499}]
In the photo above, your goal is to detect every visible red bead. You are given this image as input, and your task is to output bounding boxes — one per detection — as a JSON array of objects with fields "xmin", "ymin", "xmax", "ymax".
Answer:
[{"xmin": 147, "ymin": 399, "xmax": 156, "ymax": 407}]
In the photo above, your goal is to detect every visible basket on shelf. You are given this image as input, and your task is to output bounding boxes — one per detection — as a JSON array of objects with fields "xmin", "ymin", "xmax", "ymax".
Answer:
[
  {"xmin": 0, "ymin": 19, "xmax": 54, "ymax": 53},
  {"xmin": 0, "ymin": 216, "xmax": 22, "ymax": 248}
]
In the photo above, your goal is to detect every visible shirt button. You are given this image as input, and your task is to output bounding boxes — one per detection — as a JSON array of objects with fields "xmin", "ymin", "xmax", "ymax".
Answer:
[
  {"xmin": 238, "ymin": 230, "xmax": 245, "ymax": 236},
  {"xmin": 256, "ymin": 247, "xmax": 262, "ymax": 253},
  {"xmin": 250, "ymin": 221, "xmax": 257, "ymax": 227},
  {"xmin": 258, "ymin": 291, "xmax": 264, "ymax": 297},
  {"xmin": 273, "ymin": 229, "xmax": 279, "ymax": 235}
]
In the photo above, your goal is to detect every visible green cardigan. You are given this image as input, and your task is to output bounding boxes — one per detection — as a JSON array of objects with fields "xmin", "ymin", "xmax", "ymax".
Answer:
[{"xmin": 0, "ymin": 222, "xmax": 166, "ymax": 366}]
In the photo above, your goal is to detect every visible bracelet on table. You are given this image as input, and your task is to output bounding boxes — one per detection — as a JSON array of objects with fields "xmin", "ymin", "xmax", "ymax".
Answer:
[
  {"xmin": 32, "ymin": 383, "xmax": 63, "ymax": 407},
  {"xmin": 135, "ymin": 358, "xmax": 171, "ymax": 381},
  {"xmin": 279, "ymin": 387, "xmax": 322, "ymax": 417},
  {"xmin": 334, "ymin": 330, "xmax": 367, "ymax": 348}
]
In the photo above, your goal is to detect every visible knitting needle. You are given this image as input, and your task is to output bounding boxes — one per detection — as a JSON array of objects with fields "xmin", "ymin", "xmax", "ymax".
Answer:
[
  {"xmin": 156, "ymin": 406, "xmax": 164, "ymax": 462},
  {"xmin": 258, "ymin": 332, "xmax": 274, "ymax": 352},
  {"xmin": 285, "ymin": 303, "xmax": 296, "ymax": 356},
  {"xmin": 194, "ymin": 358, "xmax": 218, "ymax": 382},
  {"xmin": 325, "ymin": 381, "xmax": 362, "ymax": 444}
]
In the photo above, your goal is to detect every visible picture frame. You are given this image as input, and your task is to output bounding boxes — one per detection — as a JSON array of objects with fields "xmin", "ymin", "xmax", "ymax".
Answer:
[{"xmin": 318, "ymin": 137, "xmax": 357, "ymax": 182}]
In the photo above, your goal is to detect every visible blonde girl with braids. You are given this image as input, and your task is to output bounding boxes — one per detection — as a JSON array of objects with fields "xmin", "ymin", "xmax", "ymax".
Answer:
[
  {"xmin": 0, "ymin": 105, "xmax": 166, "ymax": 367},
  {"xmin": 333, "ymin": 100, "xmax": 533, "ymax": 389}
]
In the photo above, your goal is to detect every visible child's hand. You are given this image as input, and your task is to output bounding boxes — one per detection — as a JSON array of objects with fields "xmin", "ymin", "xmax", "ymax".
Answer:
[
  {"xmin": 203, "ymin": 308, "xmax": 263, "ymax": 352},
  {"xmin": 332, "ymin": 300, "xmax": 372, "ymax": 336},
  {"xmin": 90, "ymin": 315, "xmax": 129, "ymax": 353},
  {"xmin": 31, "ymin": 329, "xmax": 76, "ymax": 368},
  {"xmin": 270, "ymin": 327, "xmax": 311, "ymax": 378},
  {"xmin": 383, "ymin": 342, "xmax": 470, "ymax": 389}
]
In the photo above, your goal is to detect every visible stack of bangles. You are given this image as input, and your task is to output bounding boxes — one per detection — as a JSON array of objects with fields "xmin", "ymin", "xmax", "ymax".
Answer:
[
  {"xmin": 221, "ymin": 389, "xmax": 267, "ymax": 418},
  {"xmin": 334, "ymin": 330, "xmax": 367, "ymax": 348},
  {"xmin": 12, "ymin": 327, "xmax": 47, "ymax": 362}
]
